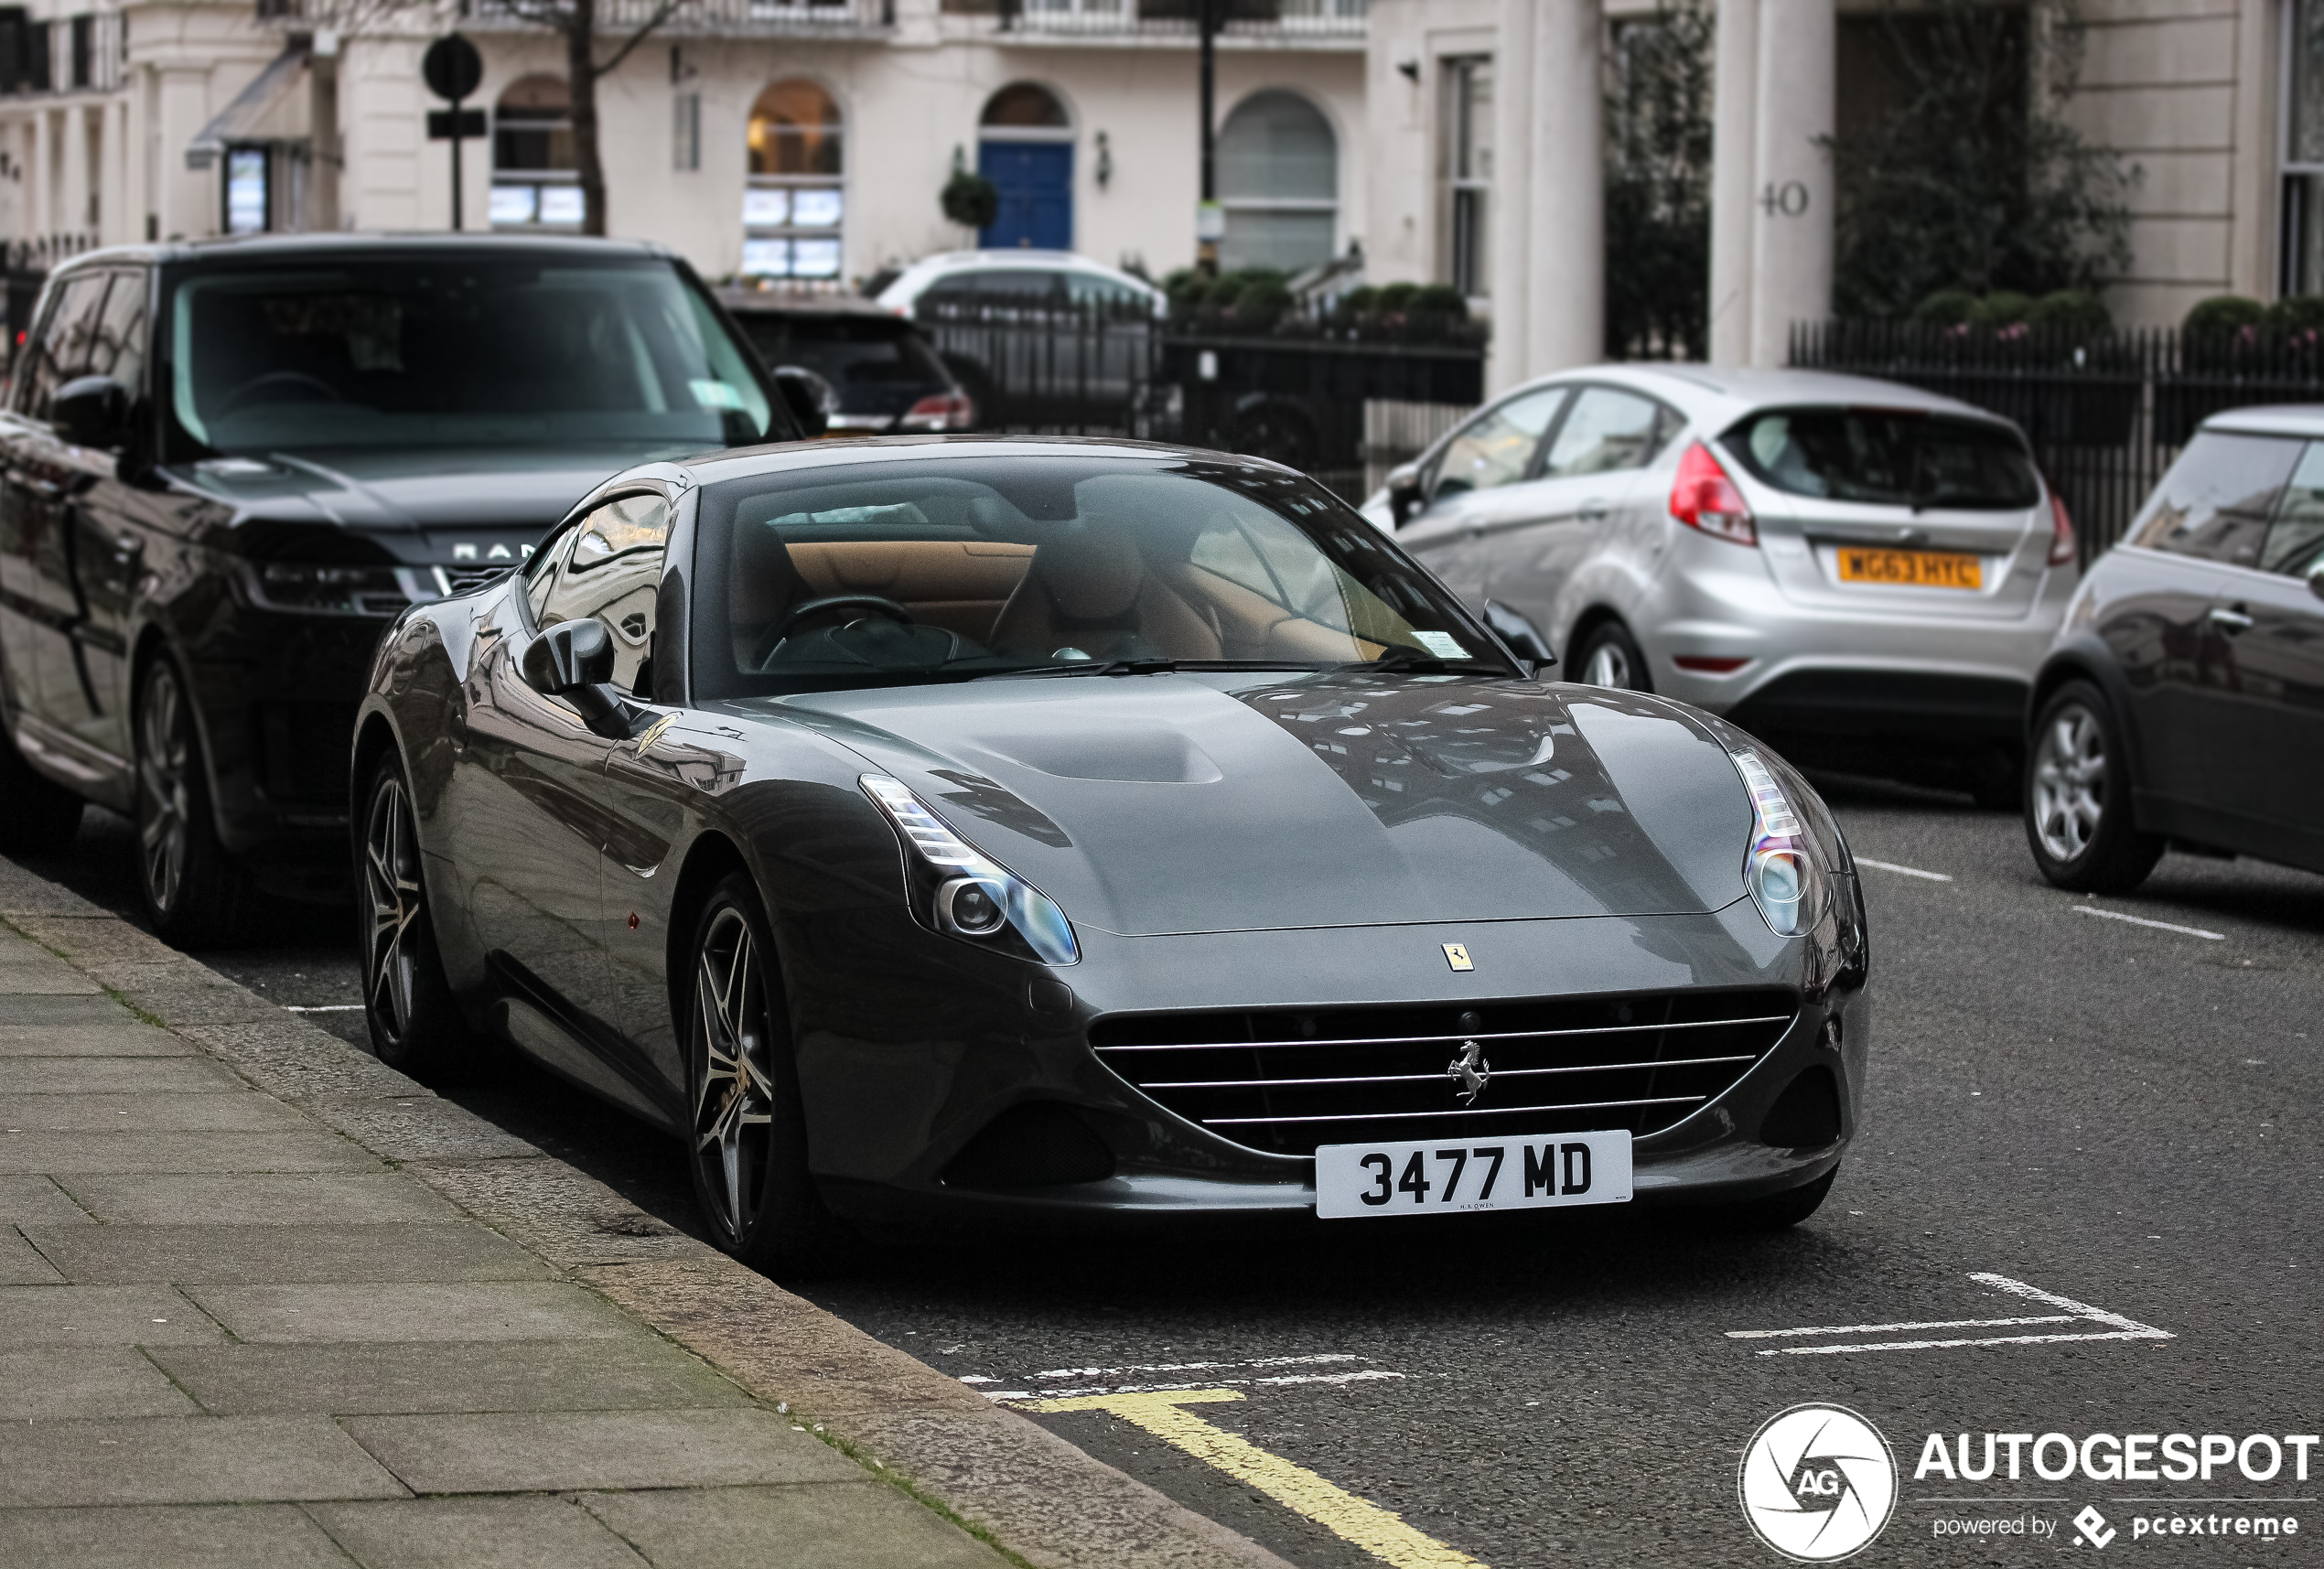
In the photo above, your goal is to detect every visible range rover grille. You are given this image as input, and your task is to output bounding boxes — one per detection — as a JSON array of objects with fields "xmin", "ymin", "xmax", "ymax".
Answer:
[{"xmin": 1090, "ymin": 990, "xmax": 1797, "ymax": 1157}]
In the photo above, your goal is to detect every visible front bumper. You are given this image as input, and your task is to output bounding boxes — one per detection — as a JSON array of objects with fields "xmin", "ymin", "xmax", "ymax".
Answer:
[{"xmin": 797, "ymin": 898, "xmax": 1867, "ymax": 1232}]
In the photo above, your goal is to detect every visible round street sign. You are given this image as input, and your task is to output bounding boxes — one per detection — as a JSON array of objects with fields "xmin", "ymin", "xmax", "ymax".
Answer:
[{"xmin": 422, "ymin": 34, "xmax": 483, "ymax": 103}]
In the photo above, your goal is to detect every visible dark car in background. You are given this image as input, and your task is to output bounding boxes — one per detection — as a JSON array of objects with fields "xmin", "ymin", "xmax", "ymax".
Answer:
[
  {"xmin": 2025, "ymin": 405, "xmax": 2324, "ymax": 891},
  {"xmin": 0, "ymin": 233, "xmax": 798, "ymax": 939},
  {"xmin": 721, "ymin": 292, "xmax": 973, "ymax": 435}
]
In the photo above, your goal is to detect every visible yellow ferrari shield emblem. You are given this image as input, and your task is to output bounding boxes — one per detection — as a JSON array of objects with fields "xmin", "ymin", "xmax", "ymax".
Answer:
[{"xmin": 1442, "ymin": 943, "xmax": 1473, "ymax": 973}]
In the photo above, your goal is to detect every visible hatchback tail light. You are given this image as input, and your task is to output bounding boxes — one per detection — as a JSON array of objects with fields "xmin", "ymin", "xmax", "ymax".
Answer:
[
  {"xmin": 900, "ymin": 392, "xmax": 975, "ymax": 432},
  {"xmin": 1670, "ymin": 442, "xmax": 1756, "ymax": 546},
  {"xmin": 2046, "ymin": 486, "xmax": 2077, "ymax": 567}
]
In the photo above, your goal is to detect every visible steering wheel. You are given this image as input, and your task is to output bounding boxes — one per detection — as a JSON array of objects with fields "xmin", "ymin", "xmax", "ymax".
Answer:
[
  {"xmin": 754, "ymin": 594, "xmax": 917, "ymax": 667},
  {"xmin": 216, "ymin": 371, "xmax": 345, "ymax": 415}
]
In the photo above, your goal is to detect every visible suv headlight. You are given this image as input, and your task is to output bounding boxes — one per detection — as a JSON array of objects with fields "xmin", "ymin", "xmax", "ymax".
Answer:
[
  {"xmin": 244, "ymin": 561, "xmax": 415, "ymax": 617},
  {"xmin": 1725, "ymin": 745, "xmax": 1868, "ymax": 993},
  {"xmin": 860, "ymin": 774, "xmax": 1079, "ymax": 965}
]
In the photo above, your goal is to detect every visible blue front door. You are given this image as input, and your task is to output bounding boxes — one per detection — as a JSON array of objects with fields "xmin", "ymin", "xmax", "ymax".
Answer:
[{"xmin": 979, "ymin": 141, "xmax": 1073, "ymax": 250}]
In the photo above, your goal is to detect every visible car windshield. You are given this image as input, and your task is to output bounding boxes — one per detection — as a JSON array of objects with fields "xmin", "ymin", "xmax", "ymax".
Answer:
[
  {"xmin": 736, "ymin": 315, "xmax": 950, "ymax": 390},
  {"xmin": 692, "ymin": 454, "xmax": 1511, "ymax": 697},
  {"xmin": 166, "ymin": 255, "xmax": 780, "ymax": 457},
  {"xmin": 1723, "ymin": 406, "xmax": 2039, "ymax": 510}
]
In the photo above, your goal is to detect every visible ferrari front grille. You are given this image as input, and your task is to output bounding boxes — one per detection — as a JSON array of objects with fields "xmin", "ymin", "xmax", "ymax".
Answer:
[{"xmin": 1089, "ymin": 989, "xmax": 1798, "ymax": 1157}]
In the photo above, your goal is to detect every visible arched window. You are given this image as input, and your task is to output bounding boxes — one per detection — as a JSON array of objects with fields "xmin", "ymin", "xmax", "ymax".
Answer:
[
  {"xmin": 743, "ymin": 80, "xmax": 844, "ymax": 283},
  {"xmin": 975, "ymin": 83, "xmax": 1073, "ymax": 251},
  {"xmin": 490, "ymin": 75, "xmax": 581, "ymax": 228},
  {"xmin": 1217, "ymin": 90, "xmax": 1338, "ymax": 272}
]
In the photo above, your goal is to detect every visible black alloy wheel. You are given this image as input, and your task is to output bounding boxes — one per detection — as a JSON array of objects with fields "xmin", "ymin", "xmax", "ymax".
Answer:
[
  {"xmin": 0, "ymin": 700, "xmax": 84, "ymax": 854},
  {"xmin": 2024, "ymin": 680, "xmax": 2163, "ymax": 894},
  {"xmin": 1574, "ymin": 621, "xmax": 1651, "ymax": 693},
  {"xmin": 134, "ymin": 657, "xmax": 243, "ymax": 943},
  {"xmin": 684, "ymin": 873, "xmax": 843, "ymax": 1275},
  {"xmin": 359, "ymin": 754, "xmax": 477, "ymax": 1080}
]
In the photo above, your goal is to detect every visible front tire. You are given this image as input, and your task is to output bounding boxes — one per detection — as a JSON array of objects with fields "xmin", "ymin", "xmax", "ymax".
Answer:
[
  {"xmin": 134, "ymin": 656, "xmax": 245, "ymax": 944},
  {"xmin": 360, "ymin": 753, "xmax": 479, "ymax": 1081},
  {"xmin": 2025, "ymin": 681, "xmax": 2162, "ymax": 894},
  {"xmin": 684, "ymin": 873, "xmax": 845, "ymax": 1276},
  {"xmin": 1573, "ymin": 620, "xmax": 1651, "ymax": 692}
]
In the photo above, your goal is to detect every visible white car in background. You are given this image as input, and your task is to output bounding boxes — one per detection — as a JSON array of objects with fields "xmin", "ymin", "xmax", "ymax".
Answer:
[
  {"xmin": 869, "ymin": 250, "xmax": 1167, "ymax": 319},
  {"xmin": 1362, "ymin": 366, "xmax": 2079, "ymax": 804}
]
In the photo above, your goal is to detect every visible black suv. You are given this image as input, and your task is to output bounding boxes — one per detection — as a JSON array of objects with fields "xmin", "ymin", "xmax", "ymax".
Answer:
[
  {"xmin": 0, "ymin": 233, "xmax": 800, "ymax": 938},
  {"xmin": 2025, "ymin": 404, "xmax": 2324, "ymax": 891}
]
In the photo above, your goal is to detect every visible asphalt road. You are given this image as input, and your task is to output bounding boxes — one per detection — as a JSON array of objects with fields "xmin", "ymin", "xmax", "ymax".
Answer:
[{"xmin": 22, "ymin": 779, "xmax": 2321, "ymax": 1567}]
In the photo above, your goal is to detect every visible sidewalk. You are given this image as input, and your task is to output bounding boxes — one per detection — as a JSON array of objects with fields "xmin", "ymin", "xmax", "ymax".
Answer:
[{"xmin": 0, "ymin": 857, "xmax": 1287, "ymax": 1569}]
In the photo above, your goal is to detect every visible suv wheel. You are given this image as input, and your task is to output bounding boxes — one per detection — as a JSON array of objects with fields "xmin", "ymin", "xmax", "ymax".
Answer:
[
  {"xmin": 360, "ymin": 754, "xmax": 480, "ymax": 1081},
  {"xmin": 2025, "ymin": 680, "xmax": 2163, "ymax": 893},
  {"xmin": 134, "ymin": 658, "xmax": 244, "ymax": 944},
  {"xmin": 1574, "ymin": 621, "xmax": 1651, "ymax": 692},
  {"xmin": 683, "ymin": 873, "xmax": 848, "ymax": 1276}
]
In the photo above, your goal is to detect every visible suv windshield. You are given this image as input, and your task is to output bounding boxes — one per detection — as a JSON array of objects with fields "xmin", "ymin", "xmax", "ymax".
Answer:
[
  {"xmin": 692, "ymin": 455, "xmax": 1509, "ymax": 698},
  {"xmin": 166, "ymin": 254, "xmax": 780, "ymax": 457},
  {"xmin": 1723, "ymin": 406, "xmax": 2039, "ymax": 510}
]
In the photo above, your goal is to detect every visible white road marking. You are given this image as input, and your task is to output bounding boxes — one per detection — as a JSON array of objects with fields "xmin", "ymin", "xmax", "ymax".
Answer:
[
  {"xmin": 285, "ymin": 1004, "xmax": 365, "ymax": 1012},
  {"xmin": 2071, "ymin": 905, "xmax": 2224, "ymax": 940},
  {"xmin": 1856, "ymin": 857, "xmax": 1954, "ymax": 881},
  {"xmin": 1728, "ymin": 1273, "xmax": 2173, "ymax": 1357},
  {"xmin": 968, "ymin": 1351, "xmax": 1403, "ymax": 1402}
]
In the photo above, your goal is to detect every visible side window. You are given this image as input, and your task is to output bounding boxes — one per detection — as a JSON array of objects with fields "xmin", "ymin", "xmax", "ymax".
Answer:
[
  {"xmin": 1066, "ymin": 274, "xmax": 1146, "ymax": 312},
  {"xmin": 87, "ymin": 269, "xmax": 148, "ymax": 395},
  {"xmin": 539, "ymin": 493, "xmax": 672, "ymax": 695},
  {"xmin": 523, "ymin": 526, "xmax": 575, "ymax": 626},
  {"xmin": 2127, "ymin": 433, "xmax": 2300, "ymax": 569},
  {"xmin": 1428, "ymin": 387, "xmax": 1567, "ymax": 500},
  {"xmin": 15, "ymin": 274, "xmax": 111, "ymax": 423},
  {"xmin": 1538, "ymin": 387, "xmax": 1665, "ymax": 479},
  {"xmin": 2264, "ymin": 441, "xmax": 2324, "ymax": 578}
]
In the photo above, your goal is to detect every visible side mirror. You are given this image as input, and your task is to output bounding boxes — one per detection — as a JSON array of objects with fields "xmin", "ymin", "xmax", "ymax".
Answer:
[
  {"xmin": 773, "ymin": 365, "xmax": 834, "ymax": 439},
  {"xmin": 52, "ymin": 374, "xmax": 128, "ymax": 450},
  {"xmin": 521, "ymin": 618, "xmax": 632, "ymax": 738},
  {"xmin": 1386, "ymin": 461, "xmax": 1424, "ymax": 529},
  {"xmin": 1481, "ymin": 598, "xmax": 1555, "ymax": 673},
  {"xmin": 2310, "ymin": 562, "xmax": 2324, "ymax": 602}
]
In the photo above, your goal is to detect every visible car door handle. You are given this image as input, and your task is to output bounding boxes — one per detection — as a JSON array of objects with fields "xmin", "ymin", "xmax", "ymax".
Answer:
[
  {"xmin": 2208, "ymin": 605, "xmax": 2254, "ymax": 633},
  {"xmin": 1576, "ymin": 500, "xmax": 1610, "ymax": 521}
]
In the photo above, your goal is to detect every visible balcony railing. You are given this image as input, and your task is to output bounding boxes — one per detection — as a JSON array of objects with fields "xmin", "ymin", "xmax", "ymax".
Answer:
[
  {"xmin": 942, "ymin": 0, "xmax": 1366, "ymax": 42},
  {"xmin": 465, "ymin": 0, "xmax": 892, "ymax": 38}
]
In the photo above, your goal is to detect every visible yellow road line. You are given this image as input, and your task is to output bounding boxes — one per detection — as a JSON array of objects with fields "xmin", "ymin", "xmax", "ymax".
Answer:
[{"xmin": 1020, "ymin": 1389, "xmax": 1483, "ymax": 1569}]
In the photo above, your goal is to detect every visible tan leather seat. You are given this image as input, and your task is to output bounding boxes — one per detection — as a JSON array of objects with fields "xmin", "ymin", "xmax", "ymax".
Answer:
[{"xmin": 988, "ymin": 528, "xmax": 1221, "ymax": 661}]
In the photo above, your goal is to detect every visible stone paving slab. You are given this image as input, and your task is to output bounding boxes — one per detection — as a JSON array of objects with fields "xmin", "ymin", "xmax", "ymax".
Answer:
[
  {"xmin": 0, "ymin": 1057, "xmax": 248, "ymax": 1094},
  {"xmin": 582, "ymin": 1483, "xmax": 1011, "ymax": 1569},
  {"xmin": 0, "ymin": 962, "xmax": 102, "ymax": 994},
  {"xmin": 0, "ymin": 1503, "xmax": 352, "ymax": 1568},
  {"xmin": 0, "ymin": 1091, "xmax": 312, "ymax": 1133},
  {"xmin": 0, "ymin": 1129, "xmax": 379, "ymax": 1175},
  {"xmin": 0, "ymin": 1224, "xmax": 64, "ymax": 1283},
  {"xmin": 27, "ymin": 1221, "xmax": 550, "ymax": 1284},
  {"xmin": 0, "ymin": 1284, "xmax": 223, "ymax": 1345},
  {"xmin": 339, "ymin": 1408, "xmax": 869, "ymax": 1494},
  {"xmin": 306, "ymin": 1496, "xmax": 652, "ymax": 1569},
  {"xmin": 0, "ymin": 1174, "xmax": 93, "ymax": 1224},
  {"xmin": 187, "ymin": 1281, "xmax": 647, "ymax": 1345},
  {"xmin": 0, "ymin": 1415, "xmax": 410, "ymax": 1506},
  {"xmin": 57, "ymin": 1173, "xmax": 460, "ymax": 1226},
  {"xmin": 151, "ymin": 1338, "xmax": 756, "ymax": 1417},
  {"xmin": 0, "ymin": 1345, "xmax": 202, "ymax": 1418},
  {"xmin": 0, "ymin": 994, "xmax": 168, "ymax": 1026},
  {"xmin": 0, "ymin": 1023, "xmax": 197, "ymax": 1055}
]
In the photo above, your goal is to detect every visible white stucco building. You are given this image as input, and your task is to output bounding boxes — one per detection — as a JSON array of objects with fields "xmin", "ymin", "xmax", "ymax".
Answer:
[{"xmin": 0, "ymin": 0, "xmax": 2313, "ymax": 387}]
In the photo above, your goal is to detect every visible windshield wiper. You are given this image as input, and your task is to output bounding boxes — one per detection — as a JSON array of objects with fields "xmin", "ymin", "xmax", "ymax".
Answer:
[
  {"xmin": 1339, "ymin": 646, "xmax": 1514, "ymax": 676},
  {"xmin": 974, "ymin": 659, "xmax": 1320, "ymax": 681}
]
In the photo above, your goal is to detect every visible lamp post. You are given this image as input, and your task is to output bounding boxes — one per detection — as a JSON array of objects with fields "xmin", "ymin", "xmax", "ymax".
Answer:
[{"xmin": 1195, "ymin": 0, "xmax": 1221, "ymax": 275}]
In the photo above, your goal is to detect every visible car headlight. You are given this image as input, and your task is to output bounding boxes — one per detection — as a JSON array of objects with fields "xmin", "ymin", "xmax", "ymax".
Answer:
[
  {"xmin": 1725, "ymin": 747, "xmax": 1868, "ymax": 989},
  {"xmin": 860, "ymin": 774, "xmax": 1080, "ymax": 965},
  {"xmin": 245, "ymin": 561, "xmax": 415, "ymax": 617}
]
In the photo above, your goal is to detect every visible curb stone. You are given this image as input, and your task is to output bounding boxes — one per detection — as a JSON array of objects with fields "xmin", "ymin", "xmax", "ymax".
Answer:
[{"xmin": 0, "ymin": 855, "xmax": 1293, "ymax": 1569}]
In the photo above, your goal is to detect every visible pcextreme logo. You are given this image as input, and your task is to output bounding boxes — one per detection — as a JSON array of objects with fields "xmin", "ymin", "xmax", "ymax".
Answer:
[{"xmin": 1739, "ymin": 1403, "xmax": 1900, "ymax": 1563}]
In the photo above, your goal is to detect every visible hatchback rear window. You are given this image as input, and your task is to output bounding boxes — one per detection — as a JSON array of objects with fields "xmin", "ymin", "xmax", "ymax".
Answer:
[
  {"xmin": 737, "ymin": 315, "xmax": 949, "ymax": 389},
  {"xmin": 1722, "ymin": 407, "xmax": 2039, "ymax": 510}
]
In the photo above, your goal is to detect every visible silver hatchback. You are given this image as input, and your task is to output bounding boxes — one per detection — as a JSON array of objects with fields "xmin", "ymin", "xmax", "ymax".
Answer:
[{"xmin": 1362, "ymin": 366, "xmax": 2079, "ymax": 801}]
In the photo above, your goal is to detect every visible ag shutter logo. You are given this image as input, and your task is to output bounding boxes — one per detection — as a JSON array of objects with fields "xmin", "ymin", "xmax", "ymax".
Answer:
[{"xmin": 1739, "ymin": 1403, "xmax": 1899, "ymax": 1563}]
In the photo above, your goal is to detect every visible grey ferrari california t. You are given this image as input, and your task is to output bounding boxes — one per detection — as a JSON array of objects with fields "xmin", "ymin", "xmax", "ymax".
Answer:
[{"xmin": 351, "ymin": 437, "xmax": 1869, "ymax": 1270}]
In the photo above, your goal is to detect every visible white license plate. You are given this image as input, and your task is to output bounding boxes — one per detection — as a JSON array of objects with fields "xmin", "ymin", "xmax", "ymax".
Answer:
[{"xmin": 1315, "ymin": 1131, "xmax": 1634, "ymax": 1220}]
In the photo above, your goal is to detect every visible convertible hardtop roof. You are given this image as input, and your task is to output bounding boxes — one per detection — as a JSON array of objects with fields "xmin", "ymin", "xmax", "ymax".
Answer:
[{"xmin": 675, "ymin": 433, "xmax": 1299, "ymax": 485}]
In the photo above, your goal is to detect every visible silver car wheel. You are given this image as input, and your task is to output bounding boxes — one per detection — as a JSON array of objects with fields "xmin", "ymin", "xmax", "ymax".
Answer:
[
  {"xmin": 135, "ymin": 665, "xmax": 191, "ymax": 915},
  {"xmin": 363, "ymin": 774, "xmax": 423, "ymax": 1046},
  {"xmin": 1584, "ymin": 639, "xmax": 1633, "ymax": 689},
  {"xmin": 691, "ymin": 906, "xmax": 776, "ymax": 1245},
  {"xmin": 2031, "ymin": 702, "xmax": 2107, "ymax": 862}
]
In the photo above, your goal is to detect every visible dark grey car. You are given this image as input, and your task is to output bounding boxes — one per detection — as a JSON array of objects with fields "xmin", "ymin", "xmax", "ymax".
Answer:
[{"xmin": 352, "ymin": 437, "xmax": 1868, "ymax": 1270}]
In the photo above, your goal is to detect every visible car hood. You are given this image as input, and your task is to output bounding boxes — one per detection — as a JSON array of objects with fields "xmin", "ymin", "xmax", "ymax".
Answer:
[
  {"xmin": 162, "ymin": 444, "xmax": 661, "ymax": 539},
  {"xmin": 767, "ymin": 673, "xmax": 1756, "ymax": 937}
]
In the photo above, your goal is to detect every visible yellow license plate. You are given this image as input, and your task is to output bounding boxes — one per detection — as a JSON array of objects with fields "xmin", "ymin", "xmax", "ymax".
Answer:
[{"xmin": 1835, "ymin": 547, "xmax": 1984, "ymax": 590}]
